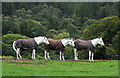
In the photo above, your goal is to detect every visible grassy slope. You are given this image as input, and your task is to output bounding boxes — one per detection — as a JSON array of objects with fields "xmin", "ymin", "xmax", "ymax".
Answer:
[{"xmin": 2, "ymin": 60, "xmax": 118, "ymax": 76}]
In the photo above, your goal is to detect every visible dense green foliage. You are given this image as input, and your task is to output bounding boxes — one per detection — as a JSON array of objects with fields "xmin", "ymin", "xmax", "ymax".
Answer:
[
  {"xmin": 2, "ymin": 2, "xmax": 119, "ymax": 60},
  {"xmin": 2, "ymin": 60, "xmax": 118, "ymax": 76},
  {"xmin": 2, "ymin": 34, "xmax": 29, "ymax": 56}
]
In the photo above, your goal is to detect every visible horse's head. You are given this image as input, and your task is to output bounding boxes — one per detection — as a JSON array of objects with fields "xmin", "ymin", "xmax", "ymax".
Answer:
[
  {"xmin": 91, "ymin": 37, "xmax": 105, "ymax": 47},
  {"xmin": 34, "ymin": 36, "xmax": 49, "ymax": 45},
  {"xmin": 68, "ymin": 39, "xmax": 75, "ymax": 47},
  {"xmin": 98, "ymin": 37, "xmax": 105, "ymax": 46},
  {"xmin": 43, "ymin": 37, "xmax": 49, "ymax": 45},
  {"xmin": 62, "ymin": 38, "xmax": 75, "ymax": 47}
]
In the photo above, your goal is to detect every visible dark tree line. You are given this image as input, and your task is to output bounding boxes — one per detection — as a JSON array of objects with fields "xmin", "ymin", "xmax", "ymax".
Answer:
[{"xmin": 2, "ymin": 2, "xmax": 120, "ymax": 60}]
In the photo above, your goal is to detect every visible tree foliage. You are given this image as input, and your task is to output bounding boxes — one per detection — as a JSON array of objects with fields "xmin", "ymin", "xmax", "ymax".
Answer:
[
  {"xmin": 2, "ymin": 34, "xmax": 29, "ymax": 57},
  {"xmin": 83, "ymin": 16, "xmax": 120, "ymax": 43}
]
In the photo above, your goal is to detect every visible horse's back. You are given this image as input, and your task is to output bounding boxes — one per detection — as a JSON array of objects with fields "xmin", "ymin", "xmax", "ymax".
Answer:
[
  {"xmin": 15, "ymin": 38, "xmax": 38, "ymax": 49},
  {"xmin": 74, "ymin": 39, "xmax": 93, "ymax": 50},
  {"xmin": 44, "ymin": 39, "xmax": 65, "ymax": 51}
]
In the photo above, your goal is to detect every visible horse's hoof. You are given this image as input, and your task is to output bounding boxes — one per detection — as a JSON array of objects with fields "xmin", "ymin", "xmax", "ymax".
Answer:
[
  {"xmin": 75, "ymin": 59, "xmax": 78, "ymax": 61},
  {"xmin": 45, "ymin": 58, "xmax": 48, "ymax": 60},
  {"xmin": 17, "ymin": 58, "xmax": 19, "ymax": 60},
  {"xmin": 89, "ymin": 60, "xmax": 92, "ymax": 62},
  {"xmin": 32, "ymin": 59, "xmax": 36, "ymax": 60}
]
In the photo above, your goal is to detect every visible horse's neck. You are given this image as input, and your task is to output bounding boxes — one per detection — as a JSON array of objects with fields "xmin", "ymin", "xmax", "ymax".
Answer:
[
  {"xmin": 61, "ymin": 39, "xmax": 69, "ymax": 47},
  {"xmin": 34, "ymin": 37, "xmax": 44, "ymax": 45},
  {"xmin": 91, "ymin": 38, "xmax": 99, "ymax": 47}
]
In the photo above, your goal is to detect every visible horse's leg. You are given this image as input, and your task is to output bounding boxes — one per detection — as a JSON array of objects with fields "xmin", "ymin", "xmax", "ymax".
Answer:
[
  {"xmin": 32, "ymin": 49, "xmax": 36, "ymax": 60},
  {"xmin": 18, "ymin": 50, "xmax": 22, "ymax": 60},
  {"xmin": 76, "ymin": 51, "xmax": 79, "ymax": 60},
  {"xmin": 60, "ymin": 52, "xmax": 62, "ymax": 60},
  {"xmin": 44, "ymin": 50, "xmax": 47, "ymax": 60},
  {"xmin": 32, "ymin": 50, "xmax": 33, "ymax": 60},
  {"xmin": 91, "ymin": 52, "xmax": 94, "ymax": 61},
  {"xmin": 89, "ymin": 51, "xmax": 92, "ymax": 61},
  {"xmin": 62, "ymin": 52, "xmax": 65, "ymax": 61},
  {"xmin": 47, "ymin": 51, "xmax": 51, "ymax": 60},
  {"xmin": 16, "ymin": 48, "xmax": 20, "ymax": 60},
  {"xmin": 74, "ymin": 48, "xmax": 78, "ymax": 60}
]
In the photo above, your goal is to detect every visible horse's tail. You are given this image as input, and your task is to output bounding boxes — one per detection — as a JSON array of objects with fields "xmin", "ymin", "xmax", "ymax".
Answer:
[{"xmin": 13, "ymin": 41, "xmax": 17, "ymax": 51}]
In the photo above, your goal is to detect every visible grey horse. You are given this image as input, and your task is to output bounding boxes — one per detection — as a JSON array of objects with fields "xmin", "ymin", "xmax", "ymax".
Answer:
[
  {"xmin": 74, "ymin": 38, "xmax": 105, "ymax": 61},
  {"xmin": 13, "ymin": 36, "xmax": 49, "ymax": 60}
]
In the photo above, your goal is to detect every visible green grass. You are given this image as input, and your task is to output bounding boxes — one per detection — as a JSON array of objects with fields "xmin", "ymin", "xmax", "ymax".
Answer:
[{"xmin": 2, "ymin": 60, "xmax": 118, "ymax": 76}]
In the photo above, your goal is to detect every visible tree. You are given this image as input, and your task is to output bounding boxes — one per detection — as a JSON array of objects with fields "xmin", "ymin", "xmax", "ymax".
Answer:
[
  {"xmin": 97, "ymin": 3, "xmax": 118, "ymax": 19},
  {"xmin": 31, "ymin": 4, "xmax": 61, "ymax": 30},
  {"xmin": 47, "ymin": 29, "xmax": 58, "ymax": 38},
  {"xmin": 2, "ymin": 19, "xmax": 20, "ymax": 35},
  {"xmin": 19, "ymin": 19, "xmax": 47, "ymax": 37},
  {"xmin": 60, "ymin": 17, "xmax": 80, "ymax": 38},
  {"xmin": 53, "ymin": 32, "xmax": 70, "ymax": 40},
  {"xmin": 106, "ymin": 31, "xmax": 120, "ymax": 59},
  {"xmin": 2, "ymin": 2, "xmax": 15, "ymax": 16},
  {"xmin": 14, "ymin": 8, "xmax": 33, "ymax": 19},
  {"xmin": 83, "ymin": 16, "xmax": 120, "ymax": 44}
]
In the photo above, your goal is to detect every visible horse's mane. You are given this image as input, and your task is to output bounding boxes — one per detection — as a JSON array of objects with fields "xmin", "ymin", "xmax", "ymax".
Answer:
[
  {"xmin": 34, "ymin": 36, "xmax": 46, "ymax": 38},
  {"xmin": 61, "ymin": 38, "xmax": 73, "ymax": 40},
  {"xmin": 92, "ymin": 38, "xmax": 100, "ymax": 41}
]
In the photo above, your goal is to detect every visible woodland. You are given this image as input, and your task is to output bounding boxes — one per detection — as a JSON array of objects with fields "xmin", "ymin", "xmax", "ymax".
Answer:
[{"xmin": 2, "ymin": 2, "xmax": 120, "ymax": 60}]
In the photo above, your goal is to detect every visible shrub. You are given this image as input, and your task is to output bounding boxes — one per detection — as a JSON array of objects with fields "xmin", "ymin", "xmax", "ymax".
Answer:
[
  {"xmin": 106, "ymin": 31, "xmax": 120, "ymax": 60},
  {"xmin": 65, "ymin": 46, "xmax": 74, "ymax": 60},
  {"xmin": 2, "ymin": 56, "xmax": 14, "ymax": 60},
  {"xmin": 2, "ymin": 34, "xmax": 29, "ymax": 45},
  {"xmin": 36, "ymin": 55, "xmax": 44, "ymax": 60},
  {"xmin": 2, "ymin": 34, "xmax": 29, "ymax": 57}
]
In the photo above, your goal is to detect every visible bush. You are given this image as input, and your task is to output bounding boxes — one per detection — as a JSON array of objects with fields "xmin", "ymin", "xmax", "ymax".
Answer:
[
  {"xmin": 49, "ymin": 50, "xmax": 59, "ymax": 60},
  {"xmin": 78, "ymin": 50, "xmax": 88, "ymax": 60},
  {"xmin": 106, "ymin": 44, "xmax": 118, "ymax": 60},
  {"xmin": 2, "ymin": 42, "xmax": 14, "ymax": 56},
  {"xmin": 65, "ymin": 46, "xmax": 74, "ymax": 60},
  {"xmin": 106, "ymin": 31, "xmax": 120, "ymax": 60},
  {"xmin": 2, "ymin": 34, "xmax": 29, "ymax": 45},
  {"xmin": 2, "ymin": 55, "xmax": 14, "ymax": 60},
  {"xmin": 2, "ymin": 34, "xmax": 29, "ymax": 57},
  {"xmin": 36, "ymin": 55, "xmax": 44, "ymax": 60}
]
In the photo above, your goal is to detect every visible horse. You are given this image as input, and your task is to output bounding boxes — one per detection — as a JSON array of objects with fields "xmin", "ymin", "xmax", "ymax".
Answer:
[
  {"xmin": 74, "ymin": 37, "xmax": 105, "ymax": 61},
  {"xmin": 44, "ymin": 38, "xmax": 75, "ymax": 60},
  {"xmin": 13, "ymin": 36, "xmax": 49, "ymax": 60}
]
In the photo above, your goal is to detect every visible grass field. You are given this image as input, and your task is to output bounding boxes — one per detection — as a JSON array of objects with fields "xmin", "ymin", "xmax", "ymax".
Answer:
[{"xmin": 2, "ymin": 60, "xmax": 118, "ymax": 76}]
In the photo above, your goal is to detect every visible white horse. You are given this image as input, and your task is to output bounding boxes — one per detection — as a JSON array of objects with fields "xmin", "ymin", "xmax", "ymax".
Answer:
[
  {"xmin": 13, "ymin": 36, "xmax": 49, "ymax": 60},
  {"xmin": 44, "ymin": 38, "xmax": 75, "ymax": 60},
  {"xmin": 74, "ymin": 37, "xmax": 105, "ymax": 61}
]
